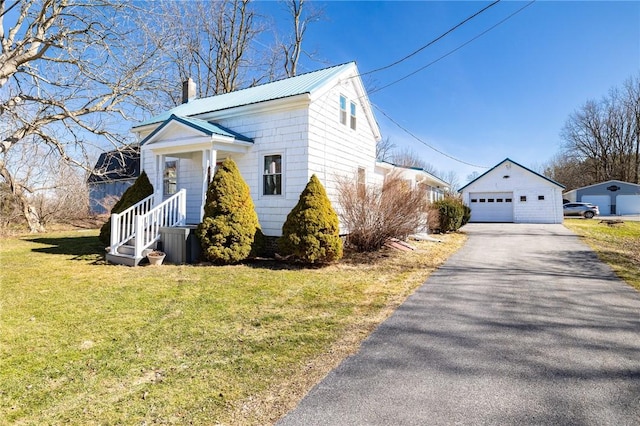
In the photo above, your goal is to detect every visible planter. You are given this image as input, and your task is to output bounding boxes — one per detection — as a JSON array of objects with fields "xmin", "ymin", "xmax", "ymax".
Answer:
[{"xmin": 147, "ymin": 251, "xmax": 166, "ymax": 266}]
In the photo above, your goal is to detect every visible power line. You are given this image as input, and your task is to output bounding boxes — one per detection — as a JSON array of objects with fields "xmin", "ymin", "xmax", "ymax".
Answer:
[
  {"xmin": 368, "ymin": 1, "xmax": 536, "ymax": 95},
  {"xmin": 359, "ymin": 0, "xmax": 501, "ymax": 78},
  {"xmin": 372, "ymin": 102, "xmax": 489, "ymax": 169}
]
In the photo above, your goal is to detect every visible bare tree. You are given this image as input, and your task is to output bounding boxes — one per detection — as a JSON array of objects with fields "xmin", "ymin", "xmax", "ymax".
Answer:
[
  {"xmin": 0, "ymin": 0, "xmax": 164, "ymax": 231},
  {"xmin": 280, "ymin": 0, "xmax": 323, "ymax": 77},
  {"xmin": 144, "ymin": 0, "xmax": 276, "ymax": 107},
  {"xmin": 560, "ymin": 73, "xmax": 640, "ymax": 186},
  {"xmin": 376, "ymin": 136, "xmax": 396, "ymax": 162},
  {"xmin": 391, "ymin": 147, "xmax": 438, "ymax": 175}
]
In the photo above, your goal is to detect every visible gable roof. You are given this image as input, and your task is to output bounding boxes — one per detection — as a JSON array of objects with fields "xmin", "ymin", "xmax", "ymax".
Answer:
[
  {"xmin": 563, "ymin": 179, "xmax": 640, "ymax": 195},
  {"xmin": 140, "ymin": 114, "xmax": 253, "ymax": 146},
  {"xmin": 135, "ymin": 62, "xmax": 356, "ymax": 129},
  {"xmin": 458, "ymin": 158, "xmax": 565, "ymax": 192},
  {"xmin": 88, "ymin": 146, "xmax": 140, "ymax": 183}
]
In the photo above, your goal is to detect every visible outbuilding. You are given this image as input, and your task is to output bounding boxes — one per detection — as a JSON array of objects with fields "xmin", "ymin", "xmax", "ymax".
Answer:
[
  {"xmin": 459, "ymin": 158, "xmax": 565, "ymax": 224},
  {"xmin": 563, "ymin": 180, "xmax": 640, "ymax": 215}
]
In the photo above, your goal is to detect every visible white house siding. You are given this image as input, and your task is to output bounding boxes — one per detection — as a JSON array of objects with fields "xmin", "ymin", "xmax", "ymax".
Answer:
[
  {"xmin": 214, "ymin": 107, "xmax": 311, "ymax": 236},
  {"xmin": 307, "ymin": 79, "xmax": 377, "ymax": 232},
  {"xmin": 461, "ymin": 160, "xmax": 563, "ymax": 224}
]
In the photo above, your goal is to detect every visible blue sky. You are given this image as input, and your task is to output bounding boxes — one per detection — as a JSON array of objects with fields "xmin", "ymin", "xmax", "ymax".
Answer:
[{"xmin": 256, "ymin": 0, "xmax": 640, "ymax": 184}]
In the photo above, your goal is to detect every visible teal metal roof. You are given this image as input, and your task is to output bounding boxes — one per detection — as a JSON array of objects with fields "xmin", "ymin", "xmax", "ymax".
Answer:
[
  {"xmin": 136, "ymin": 62, "xmax": 355, "ymax": 128},
  {"xmin": 140, "ymin": 114, "xmax": 253, "ymax": 145}
]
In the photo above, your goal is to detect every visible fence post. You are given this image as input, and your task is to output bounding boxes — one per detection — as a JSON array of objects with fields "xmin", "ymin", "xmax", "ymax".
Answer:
[
  {"xmin": 179, "ymin": 189, "xmax": 187, "ymax": 225},
  {"xmin": 134, "ymin": 215, "xmax": 144, "ymax": 259},
  {"xmin": 110, "ymin": 213, "xmax": 120, "ymax": 254}
]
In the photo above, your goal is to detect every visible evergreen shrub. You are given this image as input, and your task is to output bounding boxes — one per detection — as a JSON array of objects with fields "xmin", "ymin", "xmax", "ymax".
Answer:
[
  {"xmin": 431, "ymin": 196, "xmax": 467, "ymax": 233},
  {"xmin": 196, "ymin": 158, "xmax": 259, "ymax": 264},
  {"xmin": 278, "ymin": 175, "xmax": 342, "ymax": 263}
]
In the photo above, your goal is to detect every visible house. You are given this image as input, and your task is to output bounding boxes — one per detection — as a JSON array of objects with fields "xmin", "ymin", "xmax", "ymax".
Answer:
[
  {"xmin": 374, "ymin": 161, "xmax": 449, "ymax": 203},
  {"xmin": 106, "ymin": 62, "xmax": 382, "ymax": 265},
  {"xmin": 87, "ymin": 146, "xmax": 140, "ymax": 215},
  {"xmin": 459, "ymin": 158, "xmax": 565, "ymax": 223},
  {"xmin": 563, "ymin": 180, "xmax": 640, "ymax": 215}
]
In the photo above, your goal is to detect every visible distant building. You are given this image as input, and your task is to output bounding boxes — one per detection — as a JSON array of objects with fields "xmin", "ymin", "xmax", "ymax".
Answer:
[
  {"xmin": 87, "ymin": 146, "xmax": 140, "ymax": 214},
  {"xmin": 563, "ymin": 180, "xmax": 640, "ymax": 215}
]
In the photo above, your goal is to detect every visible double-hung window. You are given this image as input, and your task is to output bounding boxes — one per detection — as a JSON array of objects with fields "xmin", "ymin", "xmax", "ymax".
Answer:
[
  {"xmin": 263, "ymin": 155, "xmax": 282, "ymax": 195},
  {"xmin": 339, "ymin": 95, "xmax": 347, "ymax": 125}
]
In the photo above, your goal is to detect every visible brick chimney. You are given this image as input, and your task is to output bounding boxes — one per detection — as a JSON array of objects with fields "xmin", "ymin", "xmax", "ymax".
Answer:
[{"xmin": 182, "ymin": 78, "xmax": 196, "ymax": 104}]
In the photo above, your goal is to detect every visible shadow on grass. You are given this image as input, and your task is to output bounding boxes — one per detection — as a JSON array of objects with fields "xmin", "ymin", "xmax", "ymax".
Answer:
[{"xmin": 27, "ymin": 235, "xmax": 106, "ymax": 263}]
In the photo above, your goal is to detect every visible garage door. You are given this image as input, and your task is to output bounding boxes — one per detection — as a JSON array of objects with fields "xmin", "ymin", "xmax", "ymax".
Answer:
[
  {"xmin": 616, "ymin": 195, "xmax": 640, "ymax": 215},
  {"xmin": 582, "ymin": 195, "xmax": 611, "ymax": 215},
  {"xmin": 469, "ymin": 192, "xmax": 513, "ymax": 222}
]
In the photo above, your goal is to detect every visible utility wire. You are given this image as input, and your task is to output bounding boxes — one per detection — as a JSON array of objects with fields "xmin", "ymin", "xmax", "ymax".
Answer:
[
  {"xmin": 372, "ymin": 102, "xmax": 489, "ymax": 169},
  {"xmin": 359, "ymin": 0, "xmax": 501, "ymax": 77},
  {"xmin": 368, "ymin": 0, "xmax": 536, "ymax": 95},
  {"xmin": 0, "ymin": 1, "xmax": 20, "ymax": 18}
]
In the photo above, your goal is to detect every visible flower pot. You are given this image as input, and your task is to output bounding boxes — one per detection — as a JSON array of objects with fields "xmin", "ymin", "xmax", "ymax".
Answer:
[{"xmin": 147, "ymin": 251, "xmax": 166, "ymax": 266}]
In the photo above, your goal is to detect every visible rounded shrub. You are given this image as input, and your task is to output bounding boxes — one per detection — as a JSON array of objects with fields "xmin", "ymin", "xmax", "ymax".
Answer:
[
  {"xmin": 278, "ymin": 174, "xmax": 343, "ymax": 264},
  {"xmin": 432, "ymin": 196, "xmax": 467, "ymax": 233},
  {"xmin": 99, "ymin": 170, "xmax": 154, "ymax": 245},
  {"xmin": 196, "ymin": 158, "xmax": 259, "ymax": 264}
]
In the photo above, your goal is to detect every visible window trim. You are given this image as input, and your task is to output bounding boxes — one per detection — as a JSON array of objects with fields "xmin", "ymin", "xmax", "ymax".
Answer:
[
  {"xmin": 262, "ymin": 154, "xmax": 283, "ymax": 196},
  {"xmin": 339, "ymin": 95, "xmax": 347, "ymax": 126},
  {"xmin": 350, "ymin": 101, "xmax": 357, "ymax": 130},
  {"xmin": 163, "ymin": 157, "xmax": 178, "ymax": 198}
]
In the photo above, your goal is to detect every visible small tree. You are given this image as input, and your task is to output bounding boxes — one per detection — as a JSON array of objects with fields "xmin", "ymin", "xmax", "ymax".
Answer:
[
  {"xmin": 279, "ymin": 175, "xmax": 342, "ymax": 263},
  {"xmin": 99, "ymin": 171, "xmax": 154, "ymax": 245},
  {"xmin": 196, "ymin": 158, "xmax": 259, "ymax": 264}
]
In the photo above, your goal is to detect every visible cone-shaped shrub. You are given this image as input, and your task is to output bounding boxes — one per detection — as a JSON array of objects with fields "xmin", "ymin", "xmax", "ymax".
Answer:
[
  {"xmin": 278, "ymin": 174, "xmax": 343, "ymax": 264},
  {"xmin": 196, "ymin": 158, "xmax": 259, "ymax": 264},
  {"xmin": 99, "ymin": 171, "xmax": 154, "ymax": 245}
]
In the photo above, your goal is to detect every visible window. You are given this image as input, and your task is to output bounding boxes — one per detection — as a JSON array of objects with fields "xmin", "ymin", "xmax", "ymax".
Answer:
[
  {"xmin": 339, "ymin": 95, "xmax": 347, "ymax": 125},
  {"xmin": 497, "ymin": 198, "xmax": 503, "ymax": 202},
  {"xmin": 350, "ymin": 101, "xmax": 357, "ymax": 130},
  {"xmin": 480, "ymin": 198, "xmax": 486, "ymax": 202},
  {"xmin": 471, "ymin": 199, "xmax": 478, "ymax": 203},
  {"xmin": 263, "ymin": 155, "xmax": 282, "ymax": 195},
  {"xmin": 505, "ymin": 198, "xmax": 512, "ymax": 202},
  {"xmin": 520, "ymin": 196, "xmax": 527, "ymax": 202},
  {"xmin": 488, "ymin": 198, "xmax": 495, "ymax": 203},
  {"xmin": 538, "ymin": 195, "xmax": 545, "ymax": 200},
  {"xmin": 163, "ymin": 158, "xmax": 178, "ymax": 197}
]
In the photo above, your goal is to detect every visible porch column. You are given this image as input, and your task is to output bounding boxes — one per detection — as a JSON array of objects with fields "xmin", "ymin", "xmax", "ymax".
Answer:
[
  {"xmin": 201, "ymin": 149, "xmax": 217, "ymax": 220},
  {"xmin": 155, "ymin": 154, "xmax": 164, "ymax": 203}
]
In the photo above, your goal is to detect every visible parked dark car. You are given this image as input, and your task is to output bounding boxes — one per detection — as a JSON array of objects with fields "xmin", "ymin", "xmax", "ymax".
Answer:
[{"xmin": 563, "ymin": 202, "xmax": 600, "ymax": 219}]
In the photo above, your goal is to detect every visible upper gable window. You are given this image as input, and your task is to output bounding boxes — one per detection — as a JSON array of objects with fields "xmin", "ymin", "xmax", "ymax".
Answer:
[
  {"xmin": 350, "ymin": 101, "xmax": 357, "ymax": 130},
  {"xmin": 339, "ymin": 95, "xmax": 347, "ymax": 125}
]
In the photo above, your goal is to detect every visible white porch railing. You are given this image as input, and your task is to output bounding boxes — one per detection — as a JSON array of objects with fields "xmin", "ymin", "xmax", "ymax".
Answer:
[{"xmin": 109, "ymin": 189, "xmax": 187, "ymax": 259}]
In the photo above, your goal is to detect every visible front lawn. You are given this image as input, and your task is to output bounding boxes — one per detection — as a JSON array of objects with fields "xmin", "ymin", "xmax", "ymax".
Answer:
[
  {"xmin": 0, "ymin": 230, "xmax": 465, "ymax": 425},
  {"xmin": 564, "ymin": 218, "xmax": 640, "ymax": 290}
]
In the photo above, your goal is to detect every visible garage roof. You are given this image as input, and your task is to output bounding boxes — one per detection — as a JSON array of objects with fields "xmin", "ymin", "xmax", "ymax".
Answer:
[{"xmin": 459, "ymin": 158, "xmax": 565, "ymax": 192}]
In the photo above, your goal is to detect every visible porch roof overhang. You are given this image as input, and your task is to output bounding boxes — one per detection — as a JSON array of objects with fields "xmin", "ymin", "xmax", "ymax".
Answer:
[{"xmin": 139, "ymin": 114, "xmax": 253, "ymax": 155}]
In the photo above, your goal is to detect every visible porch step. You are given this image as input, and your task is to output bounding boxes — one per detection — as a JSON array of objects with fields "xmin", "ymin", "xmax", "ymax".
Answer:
[
  {"xmin": 106, "ymin": 246, "xmax": 153, "ymax": 267},
  {"xmin": 106, "ymin": 252, "xmax": 144, "ymax": 267}
]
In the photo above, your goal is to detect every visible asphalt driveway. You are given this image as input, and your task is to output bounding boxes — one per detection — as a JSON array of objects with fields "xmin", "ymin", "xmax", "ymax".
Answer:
[{"xmin": 278, "ymin": 223, "xmax": 640, "ymax": 425}]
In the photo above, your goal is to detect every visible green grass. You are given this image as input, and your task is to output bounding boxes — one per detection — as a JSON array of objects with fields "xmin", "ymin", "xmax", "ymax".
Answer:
[
  {"xmin": 564, "ymin": 218, "xmax": 640, "ymax": 290},
  {"xmin": 0, "ymin": 229, "xmax": 465, "ymax": 425}
]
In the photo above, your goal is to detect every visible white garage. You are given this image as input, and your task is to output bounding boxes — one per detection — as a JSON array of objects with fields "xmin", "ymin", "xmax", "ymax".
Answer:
[{"xmin": 460, "ymin": 158, "xmax": 565, "ymax": 224}]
